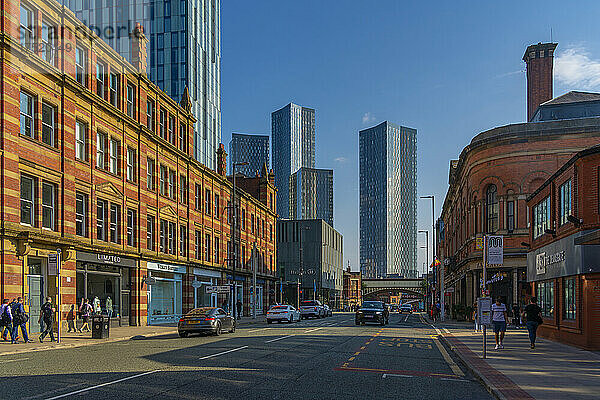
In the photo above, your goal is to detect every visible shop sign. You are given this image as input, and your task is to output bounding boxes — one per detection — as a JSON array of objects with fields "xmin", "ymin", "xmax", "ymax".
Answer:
[
  {"xmin": 147, "ymin": 262, "xmax": 186, "ymax": 274},
  {"xmin": 193, "ymin": 268, "xmax": 222, "ymax": 278},
  {"xmin": 77, "ymin": 251, "xmax": 136, "ymax": 268},
  {"xmin": 48, "ymin": 253, "xmax": 59, "ymax": 276},
  {"xmin": 206, "ymin": 285, "xmax": 230, "ymax": 294},
  {"xmin": 535, "ymin": 251, "xmax": 566, "ymax": 275},
  {"xmin": 191, "ymin": 280, "xmax": 203, "ymax": 288},
  {"xmin": 475, "ymin": 237, "xmax": 484, "ymax": 250},
  {"xmin": 486, "ymin": 236, "xmax": 503, "ymax": 265},
  {"xmin": 143, "ymin": 276, "xmax": 156, "ymax": 285}
]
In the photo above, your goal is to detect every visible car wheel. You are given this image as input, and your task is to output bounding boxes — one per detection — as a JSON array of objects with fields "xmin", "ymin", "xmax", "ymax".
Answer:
[
  {"xmin": 178, "ymin": 331, "xmax": 188, "ymax": 338},
  {"xmin": 289, "ymin": 315, "xmax": 293, "ymax": 323},
  {"xmin": 229, "ymin": 322, "xmax": 236, "ymax": 333},
  {"xmin": 215, "ymin": 322, "xmax": 222, "ymax": 336}
]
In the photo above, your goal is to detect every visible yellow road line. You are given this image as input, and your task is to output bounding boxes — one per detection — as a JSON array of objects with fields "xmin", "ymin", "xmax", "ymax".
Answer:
[
  {"xmin": 433, "ymin": 337, "xmax": 464, "ymax": 377},
  {"xmin": 348, "ymin": 357, "xmax": 355, "ymax": 361}
]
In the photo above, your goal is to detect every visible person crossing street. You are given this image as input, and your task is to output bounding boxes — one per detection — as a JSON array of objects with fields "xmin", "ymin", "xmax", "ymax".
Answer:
[{"xmin": 11, "ymin": 297, "xmax": 32, "ymax": 343}]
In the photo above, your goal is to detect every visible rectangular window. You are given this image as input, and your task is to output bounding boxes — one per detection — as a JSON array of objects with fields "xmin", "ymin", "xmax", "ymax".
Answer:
[
  {"xmin": 205, "ymin": 189, "xmax": 211, "ymax": 215},
  {"xmin": 160, "ymin": 110, "xmax": 166, "ymax": 139},
  {"xmin": 41, "ymin": 182, "xmax": 56, "ymax": 230},
  {"xmin": 180, "ymin": 225, "xmax": 187, "ymax": 257},
  {"xmin": 96, "ymin": 132, "xmax": 106, "ymax": 169},
  {"xmin": 179, "ymin": 123, "xmax": 186, "ymax": 152},
  {"xmin": 195, "ymin": 230, "xmax": 201, "ymax": 260},
  {"xmin": 126, "ymin": 84, "xmax": 135, "ymax": 118},
  {"xmin": 160, "ymin": 219, "xmax": 167, "ymax": 253},
  {"xmin": 168, "ymin": 116, "xmax": 175, "ymax": 145},
  {"xmin": 180, "ymin": 175, "xmax": 187, "ymax": 204},
  {"xmin": 109, "ymin": 139, "xmax": 119, "ymax": 174},
  {"xmin": 160, "ymin": 165, "xmax": 168, "ymax": 196},
  {"xmin": 20, "ymin": 175, "xmax": 35, "ymax": 226},
  {"xmin": 195, "ymin": 184, "xmax": 201, "ymax": 211},
  {"xmin": 41, "ymin": 102, "xmax": 55, "ymax": 146},
  {"xmin": 76, "ymin": 192, "xmax": 87, "ymax": 237},
  {"xmin": 96, "ymin": 62, "xmax": 105, "ymax": 97},
  {"xmin": 241, "ymin": 208, "xmax": 245, "ymax": 230},
  {"xmin": 127, "ymin": 209, "xmax": 136, "ymax": 246},
  {"xmin": 564, "ymin": 277, "xmax": 576, "ymax": 320},
  {"xmin": 205, "ymin": 234, "xmax": 211, "ymax": 262},
  {"xmin": 20, "ymin": 92, "xmax": 34, "ymax": 138},
  {"xmin": 97, "ymin": 200, "xmax": 107, "ymax": 241},
  {"xmin": 75, "ymin": 47, "xmax": 87, "ymax": 86},
  {"xmin": 110, "ymin": 203, "xmax": 121, "ymax": 243},
  {"xmin": 507, "ymin": 200, "xmax": 515, "ymax": 232},
  {"xmin": 126, "ymin": 147, "xmax": 136, "ymax": 182},
  {"xmin": 168, "ymin": 221, "xmax": 176, "ymax": 255},
  {"xmin": 214, "ymin": 236, "xmax": 219, "ymax": 263},
  {"xmin": 20, "ymin": 6, "xmax": 34, "ymax": 51},
  {"xmin": 109, "ymin": 73, "xmax": 119, "ymax": 107},
  {"xmin": 227, "ymin": 201, "xmax": 231, "ymax": 224},
  {"xmin": 147, "ymin": 215, "xmax": 155, "ymax": 251},
  {"xmin": 214, "ymin": 194, "xmax": 219, "ymax": 219},
  {"xmin": 251, "ymin": 214, "xmax": 254, "ymax": 234},
  {"xmin": 75, "ymin": 121, "xmax": 87, "ymax": 161},
  {"xmin": 536, "ymin": 280, "xmax": 554, "ymax": 318},
  {"xmin": 559, "ymin": 180, "xmax": 572, "ymax": 226},
  {"xmin": 533, "ymin": 196, "xmax": 551, "ymax": 239},
  {"xmin": 269, "ymin": 224, "xmax": 272, "ymax": 241},
  {"xmin": 169, "ymin": 170, "xmax": 176, "ymax": 199},
  {"xmin": 41, "ymin": 22, "xmax": 56, "ymax": 65},
  {"xmin": 146, "ymin": 100, "xmax": 155, "ymax": 131},
  {"xmin": 147, "ymin": 158, "xmax": 155, "ymax": 191}
]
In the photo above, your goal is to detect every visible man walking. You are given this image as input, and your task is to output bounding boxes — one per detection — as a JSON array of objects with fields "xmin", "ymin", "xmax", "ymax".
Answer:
[
  {"xmin": 491, "ymin": 297, "xmax": 508, "ymax": 349},
  {"xmin": 523, "ymin": 297, "xmax": 543, "ymax": 349},
  {"xmin": 236, "ymin": 300, "xmax": 243, "ymax": 320},
  {"xmin": 39, "ymin": 297, "xmax": 56, "ymax": 342},
  {"xmin": 11, "ymin": 297, "xmax": 32, "ymax": 343},
  {"xmin": 0, "ymin": 299, "xmax": 14, "ymax": 343}
]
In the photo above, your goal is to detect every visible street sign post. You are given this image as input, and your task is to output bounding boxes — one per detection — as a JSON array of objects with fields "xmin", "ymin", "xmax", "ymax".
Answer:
[{"xmin": 478, "ymin": 297, "xmax": 492, "ymax": 359}]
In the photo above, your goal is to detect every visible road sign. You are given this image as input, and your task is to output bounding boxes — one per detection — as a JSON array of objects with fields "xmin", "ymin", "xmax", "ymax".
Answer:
[
  {"xmin": 486, "ymin": 235, "xmax": 503, "ymax": 265},
  {"xmin": 476, "ymin": 237, "xmax": 483, "ymax": 250},
  {"xmin": 477, "ymin": 297, "xmax": 492, "ymax": 325},
  {"xmin": 206, "ymin": 285, "xmax": 230, "ymax": 294}
]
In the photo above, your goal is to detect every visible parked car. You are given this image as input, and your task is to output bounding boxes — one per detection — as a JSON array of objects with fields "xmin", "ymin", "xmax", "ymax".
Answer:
[
  {"xmin": 266, "ymin": 305, "xmax": 301, "ymax": 323},
  {"xmin": 300, "ymin": 300, "xmax": 324, "ymax": 319},
  {"xmin": 399, "ymin": 304, "xmax": 413, "ymax": 314},
  {"xmin": 322, "ymin": 304, "xmax": 333, "ymax": 317},
  {"xmin": 355, "ymin": 301, "xmax": 389, "ymax": 325},
  {"xmin": 178, "ymin": 307, "xmax": 235, "ymax": 337}
]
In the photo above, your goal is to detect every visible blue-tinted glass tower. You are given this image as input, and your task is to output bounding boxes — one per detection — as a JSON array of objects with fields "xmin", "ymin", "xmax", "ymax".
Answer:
[
  {"xmin": 289, "ymin": 167, "xmax": 333, "ymax": 226},
  {"xmin": 66, "ymin": 0, "xmax": 221, "ymax": 170},
  {"xmin": 229, "ymin": 133, "xmax": 269, "ymax": 177},
  {"xmin": 359, "ymin": 121, "xmax": 417, "ymax": 279}
]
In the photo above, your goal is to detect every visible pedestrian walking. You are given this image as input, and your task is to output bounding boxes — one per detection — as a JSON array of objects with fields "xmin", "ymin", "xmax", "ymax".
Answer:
[
  {"xmin": 7, "ymin": 298, "xmax": 19, "ymax": 341},
  {"xmin": 0, "ymin": 299, "xmax": 15, "ymax": 343},
  {"xmin": 523, "ymin": 297, "xmax": 543, "ymax": 349},
  {"xmin": 491, "ymin": 297, "xmax": 508, "ymax": 349},
  {"xmin": 512, "ymin": 303, "xmax": 521, "ymax": 328},
  {"xmin": 39, "ymin": 297, "xmax": 56, "ymax": 342},
  {"xmin": 66, "ymin": 305, "xmax": 76, "ymax": 333},
  {"xmin": 472, "ymin": 302, "xmax": 481, "ymax": 332},
  {"xmin": 11, "ymin": 297, "xmax": 32, "ymax": 343},
  {"xmin": 236, "ymin": 300, "xmax": 243, "ymax": 320},
  {"xmin": 79, "ymin": 299, "xmax": 92, "ymax": 332}
]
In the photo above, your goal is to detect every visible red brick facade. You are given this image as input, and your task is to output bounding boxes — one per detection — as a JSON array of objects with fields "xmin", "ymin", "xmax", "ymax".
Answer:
[
  {"xmin": 524, "ymin": 43, "xmax": 557, "ymax": 121},
  {"xmin": 0, "ymin": 0, "xmax": 277, "ymax": 328}
]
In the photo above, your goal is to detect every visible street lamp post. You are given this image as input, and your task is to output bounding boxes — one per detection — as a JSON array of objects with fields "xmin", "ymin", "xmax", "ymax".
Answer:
[
  {"xmin": 418, "ymin": 230, "xmax": 429, "ymax": 315},
  {"xmin": 421, "ymin": 195, "xmax": 442, "ymax": 320},
  {"xmin": 231, "ymin": 161, "xmax": 248, "ymax": 319}
]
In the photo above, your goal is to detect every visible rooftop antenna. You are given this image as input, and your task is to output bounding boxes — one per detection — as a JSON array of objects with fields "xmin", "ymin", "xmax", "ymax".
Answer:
[{"xmin": 551, "ymin": 27, "xmax": 553, "ymax": 43}]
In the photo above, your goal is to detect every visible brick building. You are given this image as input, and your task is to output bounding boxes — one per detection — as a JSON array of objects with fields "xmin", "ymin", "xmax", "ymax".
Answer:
[
  {"xmin": 0, "ymin": 0, "xmax": 277, "ymax": 331},
  {"xmin": 342, "ymin": 265, "xmax": 361, "ymax": 310},
  {"xmin": 526, "ymin": 145, "xmax": 600, "ymax": 350},
  {"xmin": 437, "ymin": 42, "xmax": 600, "ymax": 314}
]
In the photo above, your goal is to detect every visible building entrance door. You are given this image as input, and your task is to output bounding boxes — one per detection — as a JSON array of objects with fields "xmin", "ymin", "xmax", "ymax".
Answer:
[{"xmin": 28, "ymin": 275, "xmax": 43, "ymax": 334}]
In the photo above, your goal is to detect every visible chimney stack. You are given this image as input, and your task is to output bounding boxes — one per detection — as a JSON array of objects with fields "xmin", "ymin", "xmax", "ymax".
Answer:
[
  {"xmin": 131, "ymin": 23, "xmax": 149, "ymax": 74},
  {"xmin": 217, "ymin": 143, "xmax": 227, "ymax": 176},
  {"xmin": 523, "ymin": 42, "xmax": 557, "ymax": 121}
]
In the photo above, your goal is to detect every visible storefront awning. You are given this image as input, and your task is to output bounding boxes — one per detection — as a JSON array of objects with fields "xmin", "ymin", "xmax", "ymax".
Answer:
[{"xmin": 574, "ymin": 229, "xmax": 600, "ymax": 245}]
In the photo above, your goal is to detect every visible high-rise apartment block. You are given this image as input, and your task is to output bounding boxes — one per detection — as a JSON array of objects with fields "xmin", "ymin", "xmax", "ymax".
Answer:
[
  {"xmin": 271, "ymin": 103, "xmax": 315, "ymax": 219},
  {"xmin": 289, "ymin": 168, "xmax": 333, "ymax": 226},
  {"xmin": 229, "ymin": 133, "xmax": 270, "ymax": 177},
  {"xmin": 66, "ymin": 0, "xmax": 221, "ymax": 170},
  {"xmin": 359, "ymin": 122, "xmax": 417, "ymax": 279}
]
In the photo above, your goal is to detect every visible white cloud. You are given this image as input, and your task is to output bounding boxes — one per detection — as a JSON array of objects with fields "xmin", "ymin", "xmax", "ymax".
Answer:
[
  {"xmin": 555, "ymin": 47, "xmax": 600, "ymax": 89},
  {"xmin": 362, "ymin": 112, "xmax": 375, "ymax": 124},
  {"xmin": 334, "ymin": 156, "xmax": 348, "ymax": 163}
]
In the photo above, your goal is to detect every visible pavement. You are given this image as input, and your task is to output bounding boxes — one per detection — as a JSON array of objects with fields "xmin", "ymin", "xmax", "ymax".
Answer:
[
  {"xmin": 427, "ymin": 317, "xmax": 600, "ymax": 400},
  {"xmin": 0, "ymin": 312, "xmax": 493, "ymax": 400}
]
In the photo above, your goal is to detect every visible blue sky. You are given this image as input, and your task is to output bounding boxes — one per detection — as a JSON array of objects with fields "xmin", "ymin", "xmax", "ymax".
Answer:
[{"xmin": 220, "ymin": 0, "xmax": 600, "ymax": 273}]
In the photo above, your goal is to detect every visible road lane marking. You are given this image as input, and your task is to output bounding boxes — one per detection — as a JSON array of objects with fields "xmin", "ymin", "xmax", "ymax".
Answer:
[
  {"xmin": 0, "ymin": 358, "xmax": 29, "ymax": 364},
  {"xmin": 443, "ymin": 328, "xmax": 450, "ymax": 334},
  {"xmin": 43, "ymin": 370, "xmax": 161, "ymax": 400},
  {"xmin": 440, "ymin": 377, "xmax": 469, "ymax": 382},
  {"xmin": 433, "ymin": 337, "xmax": 464, "ymax": 377},
  {"xmin": 404, "ymin": 315, "xmax": 410, "ymax": 322},
  {"xmin": 199, "ymin": 346, "xmax": 249, "ymax": 360},
  {"xmin": 304, "ymin": 327, "xmax": 323, "ymax": 333},
  {"xmin": 248, "ymin": 327, "xmax": 272, "ymax": 333},
  {"xmin": 383, "ymin": 373, "xmax": 414, "ymax": 379},
  {"xmin": 265, "ymin": 335, "xmax": 294, "ymax": 343}
]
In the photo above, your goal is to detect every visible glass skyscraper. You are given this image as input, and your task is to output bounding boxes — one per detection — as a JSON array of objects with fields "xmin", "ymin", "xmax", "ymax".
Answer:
[
  {"xmin": 271, "ymin": 103, "xmax": 315, "ymax": 219},
  {"xmin": 289, "ymin": 168, "xmax": 333, "ymax": 226},
  {"xmin": 229, "ymin": 133, "xmax": 270, "ymax": 177},
  {"xmin": 359, "ymin": 121, "xmax": 417, "ymax": 279},
  {"xmin": 66, "ymin": 0, "xmax": 221, "ymax": 170}
]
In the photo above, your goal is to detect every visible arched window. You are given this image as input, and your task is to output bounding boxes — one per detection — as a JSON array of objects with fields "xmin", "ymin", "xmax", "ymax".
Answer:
[{"xmin": 486, "ymin": 185, "xmax": 498, "ymax": 233}]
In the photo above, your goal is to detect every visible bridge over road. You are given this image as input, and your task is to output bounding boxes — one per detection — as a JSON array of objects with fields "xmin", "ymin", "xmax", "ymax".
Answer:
[{"xmin": 362, "ymin": 278, "xmax": 425, "ymax": 302}]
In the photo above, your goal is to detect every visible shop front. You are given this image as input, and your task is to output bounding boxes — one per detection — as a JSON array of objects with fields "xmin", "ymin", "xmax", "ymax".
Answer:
[
  {"xmin": 226, "ymin": 274, "xmax": 245, "ymax": 315},
  {"xmin": 76, "ymin": 251, "xmax": 137, "ymax": 326},
  {"xmin": 147, "ymin": 262, "xmax": 185, "ymax": 325},
  {"xmin": 192, "ymin": 268, "xmax": 221, "ymax": 309}
]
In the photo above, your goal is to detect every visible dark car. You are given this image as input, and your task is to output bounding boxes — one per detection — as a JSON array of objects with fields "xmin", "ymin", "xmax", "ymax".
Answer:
[
  {"xmin": 178, "ymin": 307, "xmax": 236, "ymax": 337},
  {"xmin": 355, "ymin": 301, "xmax": 389, "ymax": 326}
]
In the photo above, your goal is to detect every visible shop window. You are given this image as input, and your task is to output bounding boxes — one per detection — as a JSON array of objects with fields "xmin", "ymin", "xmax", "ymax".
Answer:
[
  {"xmin": 20, "ymin": 5, "xmax": 34, "ymax": 51},
  {"xmin": 96, "ymin": 132, "xmax": 107, "ymax": 170},
  {"xmin": 126, "ymin": 147, "xmax": 136, "ymax": 182},
  {"xmin": 214, "ymin": 236, "xmax": 219, "ymax": 263},
  {"xmin": 127, "ymin": 209, "xmax": 136, "ymax": 247},
  {"xmin": 536, "ymin": 280, "xmax": 554, "ymax": 318},
  {"xmin": 205, "ymin": 234, "xmax": 211, "ymax": 262},
  {"xmin": 41, "ymin": 182, "xmax": 56, "ymax": 230},
  {"xmin": 109, "ymin": 138, "xmax": 119, "ymax": 175},
  {"xmin": 485, "ymin": 184, "xmax": 498, "ymax": 233},
  {"xmin": 533, "ymin": 196, "xmax": 551, "ymax": 239},
  {"xmin": 76, "ymin": 192, "xmax": 87, "ymax": 237},
  {"xmin": 564, "ymin": 277, "xmax": 576, "ymax": 320},
  {"xmin": 20, "ymin": 175, "xmax": 36, "ymax": 226},
  {"xmin": 147, "ymin": 215, "xmax": 155, "ymax": 250},
  {"xmin": 75, "ymin": 121, "xmax": 87, "ymax": 161},
  {"xmin": 559, "ymin": 180, "xmax": 572, "ymax": 226},
  {"xmin": 20, "ymin": 91, "xmax": 34, "ymax": 138},
  {"xmin": 214, "ymin": 194, "xmax": 219, "ymax": 219},
  {"xmin": 110, "ymin": 203, "xmax": 121, "ymax": 244},
  {"xmin": 126, "ymin": 83, "xmax": 135, "ymax": 118},
  {"xmin": 97, "ymin": 199, "xmax": 107, "ymax": 241},
  {"xmin": 75, "ymin": 46, "xmax": 87, "ymax": 86},
  {"xmin": 41, "ymin": 102, "xmax": 56, "ymax": 147},
  {"xmin": 180, "ymin": 225, "xmax": 187, "ymax": 257},
  {"xmin": 147, "ymin": 158, "xmax": 155, "ymax": 191},
  {"xmin": 109, "ymin": 73, "xmax": 119, "ymax": 107},
  {"xmin": 205, "ymin": 189, "xmax": 211, "ymax": 215}
]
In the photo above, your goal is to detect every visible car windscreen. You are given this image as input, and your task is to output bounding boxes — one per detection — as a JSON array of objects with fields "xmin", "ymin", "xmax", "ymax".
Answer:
[
  {"xmin": 186, "ymin": 307, "xmax": 215, "ymax": 316},
  {"xmin": 301, "ymin": 301, "xmax": 318, "ymax": 306},
  {"xmin": 361, "ymin": 302, "xmax": 383, "ymax": 309}
]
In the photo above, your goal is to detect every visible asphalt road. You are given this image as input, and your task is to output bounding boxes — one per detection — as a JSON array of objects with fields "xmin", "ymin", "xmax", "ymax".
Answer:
[{"xmin": 0, "ymin": 313, "xmax": 493, "ymax": 400}]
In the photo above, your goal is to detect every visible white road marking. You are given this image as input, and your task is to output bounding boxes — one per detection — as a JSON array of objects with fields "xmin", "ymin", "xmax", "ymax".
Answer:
[
  {"xmin": 248, "ymin": 327, "xmax": 271, "ymax": 333},
  {"xmin": 443, "ymin": 328, "xmax": 450, "ymax": 334},
  {"xmin": 264, "ymin": 335, "xmax": 295, "ymax": 343},
  {"xmin": 304, "ymin": 327, "xmax": 324, "ymax": 333},
  {"xmin": 433, "ymin": 337, "xmax": 464, "ymax": 377},
  {"xmin": 0, "ymin": 358, "xmax": 29, "ymax": 364},
  {"xmin": 199, "ymin": 345, "xmax": 249, "ymax": 360},
  {"xmin": 440, "ymin": 377, "xmax": 469, "ymax": 382},
  {"xmin": 404, "ymin": 315, "xmax": 410, "ymax": 322},
  {"xmin": 382, "ymin": 374, "xmax": 414, "ymax": 379},
  {"xmin": 43, "ymin": 370, "xmax": 161, "ymax": 400}
]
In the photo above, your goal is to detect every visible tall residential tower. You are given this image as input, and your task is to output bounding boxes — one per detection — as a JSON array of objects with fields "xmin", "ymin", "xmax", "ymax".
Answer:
[
  {"xmin": 289, "ymin": 168, "xmax": 333, "ymax": 226},
  {"xmin": 66, "ymin": 0, "xmax": 221, "ymax": 170},
  {"xmin": 271, "ymin": 103, "xmax": 315, "ymax": 219},
  {"xmin": 229, "ymin": 133, "xmax": 270, "ymax": 177},
  {"xmin": 359, "ymin": 121, "xmax": 417, "ymax": 279}
]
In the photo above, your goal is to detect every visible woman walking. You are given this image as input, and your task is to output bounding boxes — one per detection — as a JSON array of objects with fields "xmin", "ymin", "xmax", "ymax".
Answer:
[
  {"xmin": 523, "ymin": 297, "xmax": 542, "ymax": 349},
  {"xmin": 79, "ymin": 299, "xmax": 92, "ymax": 333}
]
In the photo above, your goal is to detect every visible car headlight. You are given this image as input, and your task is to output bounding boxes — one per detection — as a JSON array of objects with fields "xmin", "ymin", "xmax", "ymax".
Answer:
[{"xmin": 375, "ymin": 311, "xmax": 382, "ymax": 315}]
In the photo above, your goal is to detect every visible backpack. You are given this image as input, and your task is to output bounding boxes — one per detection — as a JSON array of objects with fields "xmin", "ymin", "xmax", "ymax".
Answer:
[
  {"xmin": 41, "ymin": 303, "xmax": 54, "ymax": 321},
  {"xmin": 0, "ymin": 306, "xmax": 10, "ymax": 325},
  {"xmin": 13, "ymin": 304, "xmax": 29, "ymax": 325}
]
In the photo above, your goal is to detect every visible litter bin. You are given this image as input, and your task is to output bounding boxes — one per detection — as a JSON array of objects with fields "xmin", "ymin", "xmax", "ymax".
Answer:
[{"xmin": 91, "ymin": 315, "xmax": 110, "ymax": 339}]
